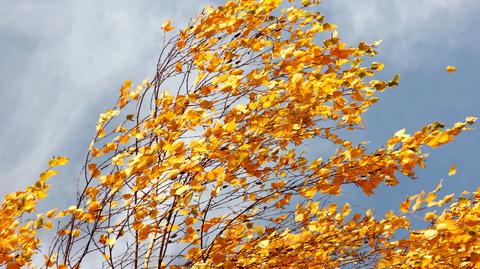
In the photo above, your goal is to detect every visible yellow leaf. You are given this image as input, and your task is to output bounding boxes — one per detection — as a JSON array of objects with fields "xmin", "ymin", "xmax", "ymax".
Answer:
[
  {"xmin": 300, "ymin": 186, "xmax": 317, "ymax": 198},
  {"xmin": 433, "ymin": 179, "xmax": 443, "ymax": 192},
  {"xmin": 119, "ymin": 135, "xmax": 130, "ymax": 144},
  {"xmin": 466, "ymin": 116, "xmax": 477, "ymax": 125},
  {"xmin": 412, "ymin": 191, "xmax": 424, "ymax": 211},
  {"xmin": 452, "ymin": 256, "xmax": 461, "ymax": 267},
  {"xmin": 224, "ymin": 120, "xmax": 236, "ymax": 132},
  {"xmin": 48, "ymin": 156, "xmax": 69, "ymax": 167},
  {"xmin": 40, "ymin": 169, "xmax": 58, "ymax": 182},
  {"xmin": 97, "ymin": 128, "xmax": 106, "ymax": 138},
  {"xmin": 426, "ymin": 192, "xmax": 437, "ymax": 207},
  {"xmin": 424, "ymin": 211, "xmax": 436, "ymax": 222},
  {"xmin": 121, "ymin": 80, "xmax": 132, "ymax": 91},
  {"xmin": 372, "ymin": 39, "xmax": 383, "ymax": 47},
  {"xmin": 295, "ymin": 213, "xmax": 304, "ymax": 222},
  {"xmin": 106, "ymin": 237, "xmax": 116, "ymax": 246},
  {"xmin": 234, "ymin": 104, "xmax": 248, "ymax": 114},
  {"xmin": 45, "ymin": 220, "xmax": 53, "ymax": 230},
  {"xmin": 258, "ymin": 239, "xmax": 269, "ymax": 248},
  {"xmin": 437, "ymin": 193, "xmax": 455, "ymax": 206},
  {"xmin": 448, "ymin": 164, "xmax": 456, "ymax": 176},
  {"xmin": 23, "ymin": 197, "xmax": 37, "ymax": 212},
  {"xmin": 44, "ymin": 254, "xmax": 56, "ymax": 267},
  {"xmin": 162, "ymin": 19, "xmax": 174, "ymax": 32},
  {"xmin": 370, "ymin": 62, "xmax": 384, "ymax": 71},
  {"xmin": 88, "ymin": 201, "xmax": 102, "ymax": 212},
  {"xmin": 394, "ymin": 128, "xmax": 406, "ymax": 137},
  {"xmin": 399, "ymin": 199, "xmax": 410, "ymax": 213},
  {"xmin": 280, "ymin": 46, "xmax": 294, "ymax": 58},
  {"xmin": 71, "ymin": 228, "xmax": 81, "ymax": 237},
  {"xmin": 175, "ymin": 185, "xmax": 189, "ymax": 196},
  {"xmin": 424, "ymin": 229, "xmax": 438, "ymax": 240},
  {"xmin": 446, "ymin": 65, "xmax": 457, "ymax": 73}
]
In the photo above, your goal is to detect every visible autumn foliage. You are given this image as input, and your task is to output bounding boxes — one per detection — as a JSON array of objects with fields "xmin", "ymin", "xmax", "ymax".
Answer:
[{"xmin": 1, "ymin": 0, "xmax": 479, "ymax": 268}]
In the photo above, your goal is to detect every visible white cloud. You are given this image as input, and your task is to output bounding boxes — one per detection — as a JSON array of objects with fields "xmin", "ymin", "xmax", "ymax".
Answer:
[
  {"xmin": 323, "ymin": 0, "xmax": 480, "ymax": 68},
  {"xmin": 0, "ymin": 0, "xmax": 220, "ymax": 197}
]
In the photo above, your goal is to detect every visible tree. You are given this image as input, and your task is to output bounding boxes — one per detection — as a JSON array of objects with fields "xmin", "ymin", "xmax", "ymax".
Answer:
[{"xmin": 0, "ymin": 0, "xmax": 478, "ymax": 268}]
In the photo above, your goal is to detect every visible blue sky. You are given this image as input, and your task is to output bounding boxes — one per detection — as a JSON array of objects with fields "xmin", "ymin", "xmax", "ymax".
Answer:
[{"xmin": 0, "ymin": 0, "xmax": 479, "ymax": 219}]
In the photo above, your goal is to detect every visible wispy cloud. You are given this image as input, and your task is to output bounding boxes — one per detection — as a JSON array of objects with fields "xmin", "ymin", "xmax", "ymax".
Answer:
[
  {"xmin": 323, "ymin": 0, "xmax": 480, "ymax": 68},
  {"xmin": 0, "ymin": 0, "xmax": 220, "ymax": 197}
]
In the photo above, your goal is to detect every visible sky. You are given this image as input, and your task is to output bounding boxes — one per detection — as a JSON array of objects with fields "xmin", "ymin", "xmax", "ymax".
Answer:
[{"xmin": 0, "ymin": 0, "xmax": 479, "ymax": 226}]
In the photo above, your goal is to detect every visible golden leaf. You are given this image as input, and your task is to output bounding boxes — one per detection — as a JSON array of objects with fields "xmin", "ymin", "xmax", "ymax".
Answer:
[
  {"xmin": 48, "ymin": 156, "xmax": 69, "ymax": 167},
  {"xmin": 423, "ymin": 229, "xmax": 438, "ymax": 240},
  {"xmin": 446, "ymin": 65, "xmax": 457, "ymax": 73},
  {"xmin": 162, "ymin": 19, "xmax": 174, "ymax": 32},
  {"xmin": 448, "ymin": 164, "xmax": 456, "ymax": 176},
  {"xmin": 176, "ymin": 61, "xmax": 183, "ymax": 72},
  {"xmin": 175, "ymin": 185, "xmax": 189, "ymax": 196},
  {"xmin": 258, "ymin": 239, "xmax": 270, "ymax": 248},
  {"xmin": 39, "ymin": 169, "xmax": 58, "ymax": 182},
  {"xmin": 466, "ymin": 116, "xmax": 477, "ymax": 125},
  {"xmin": 399, "ymin": 199, "xmax": 410, "ymax": 213}
]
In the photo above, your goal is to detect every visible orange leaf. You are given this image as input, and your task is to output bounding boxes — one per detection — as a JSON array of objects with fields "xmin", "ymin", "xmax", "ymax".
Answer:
[
  {"xmin": 446, "ymin": 65, "xmax": 457, "ymax": 73},
  {"xmin": 162, "ymin": 19, "xmax": 174, "ymax": 32}
]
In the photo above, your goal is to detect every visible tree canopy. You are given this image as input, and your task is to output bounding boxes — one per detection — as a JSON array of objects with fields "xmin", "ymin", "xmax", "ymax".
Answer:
[{"xmin": 0, "ymin": 0, "xmax": 478, "ymax": 268}]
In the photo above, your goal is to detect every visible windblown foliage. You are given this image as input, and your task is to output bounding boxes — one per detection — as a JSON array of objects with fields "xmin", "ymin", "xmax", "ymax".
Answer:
[{"xmin": 1, "ymin": 0, "xmax": 478, "ymax": 268}]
